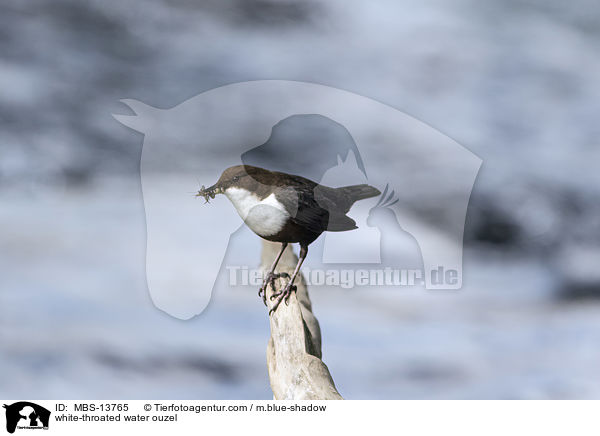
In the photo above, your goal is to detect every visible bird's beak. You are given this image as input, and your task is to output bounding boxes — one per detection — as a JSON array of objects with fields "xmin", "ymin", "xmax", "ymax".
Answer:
[{"xmin": 196, "ymin": 183, "xmax": 223, "ymax": 202}]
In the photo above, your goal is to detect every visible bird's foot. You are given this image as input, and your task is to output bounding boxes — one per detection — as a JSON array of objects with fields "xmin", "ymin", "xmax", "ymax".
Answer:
[
  {"xmin": 269, "ymin": 282, "xmax": 297, "ymax": 314},
  {"xmin": 258, "ymin": 271, "xmax": 289, "ymax": 306}
]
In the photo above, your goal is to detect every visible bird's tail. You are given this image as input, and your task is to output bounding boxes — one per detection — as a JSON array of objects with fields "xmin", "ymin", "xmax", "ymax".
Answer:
[
  {"xmin": 339, "ymin": 184, "xmax": 381, "ymax": 205},
  {"xmin": 323, "ymin": 184, "xmax": 381, "ymax": 231}
]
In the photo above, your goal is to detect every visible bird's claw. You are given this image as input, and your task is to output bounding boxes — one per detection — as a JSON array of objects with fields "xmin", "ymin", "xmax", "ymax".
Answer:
[
  {"xmin": 269, "ymin": 283, "xmax": 297, "ymax": 315},
  {"xmin": 258, "ymin": 272, "xmax": 289, "ymax": 306}
]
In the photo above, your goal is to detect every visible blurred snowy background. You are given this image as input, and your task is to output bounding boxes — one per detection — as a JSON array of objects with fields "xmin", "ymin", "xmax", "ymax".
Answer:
[{"xmin": 1, "ymin": 0, "xmax": 600, "ymax": 399}]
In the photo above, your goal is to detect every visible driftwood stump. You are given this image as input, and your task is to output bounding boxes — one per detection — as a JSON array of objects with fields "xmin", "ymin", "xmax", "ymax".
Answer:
[{"xmin": 261, "ymin": 241, "xmax": 343, "ymax": 400}]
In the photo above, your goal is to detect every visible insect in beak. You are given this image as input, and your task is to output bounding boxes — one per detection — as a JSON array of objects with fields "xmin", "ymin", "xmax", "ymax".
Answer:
[{"xmin": 196, "ymin": 185, "xmax": 219, "ymax": 203}]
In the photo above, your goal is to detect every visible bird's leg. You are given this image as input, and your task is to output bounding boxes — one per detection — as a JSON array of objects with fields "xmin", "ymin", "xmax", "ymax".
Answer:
[
  {"xmin": 269, "ymin": 244, "xmax": 308, "ymax": 314},
  {"xmin": 259, "ymin": 242, "xmax": 289, "ymax": 305}
]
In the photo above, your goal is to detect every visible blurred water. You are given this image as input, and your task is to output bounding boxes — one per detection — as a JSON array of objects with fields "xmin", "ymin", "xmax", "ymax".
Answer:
[
  {"xmin": 1, "ymin": 178, "xmax": 599, "ymax": 399},
  {"xmin": 1, "ymin": 0, "xmax": 600, "ymax": 398}
]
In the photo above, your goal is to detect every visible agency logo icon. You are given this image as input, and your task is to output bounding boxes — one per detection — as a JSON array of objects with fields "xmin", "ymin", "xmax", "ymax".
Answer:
[
  {"xmin": 113, "ymin": 80, "xmax": 481, "ymax": 319},
  {"xmin": 3, "ymin": 402, "xmax": 50, "ymax": 433}
]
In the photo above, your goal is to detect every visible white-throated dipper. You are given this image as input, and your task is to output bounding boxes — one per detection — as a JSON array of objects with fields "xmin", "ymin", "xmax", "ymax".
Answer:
[{"xmin": 197, "ymin": 165, "xmax": 380, "ymax": 313}]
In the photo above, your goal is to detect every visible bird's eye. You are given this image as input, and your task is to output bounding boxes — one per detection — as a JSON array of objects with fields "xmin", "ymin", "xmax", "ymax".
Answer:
[{"xmin": 232, "ymin": 176, "xmax": 240, "ymax": 182}]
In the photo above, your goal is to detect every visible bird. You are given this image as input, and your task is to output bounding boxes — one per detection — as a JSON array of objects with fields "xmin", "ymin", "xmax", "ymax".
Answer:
[{"xmin": 197, "ymin": 165, "xmax": 380, "ymax": 313}]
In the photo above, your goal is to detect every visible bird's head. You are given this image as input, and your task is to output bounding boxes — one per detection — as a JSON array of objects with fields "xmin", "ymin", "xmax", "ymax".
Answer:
[{"xmin": 196, "ymin": 165, "xmax": 257, "ymax": 202}]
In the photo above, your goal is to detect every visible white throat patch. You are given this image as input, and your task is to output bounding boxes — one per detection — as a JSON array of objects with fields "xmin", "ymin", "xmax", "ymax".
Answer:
[{"xmin": 225, "ymin": 187, "xmax": 289, "ymax": 236}]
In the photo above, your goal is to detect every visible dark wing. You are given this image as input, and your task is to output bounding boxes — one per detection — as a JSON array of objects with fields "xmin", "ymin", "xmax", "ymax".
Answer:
[
  {"xmin": 313, "ymin": 185, "xmax": 358, "ymax": 231},
  {"xmin": 276, "ymin": 184, "xmax": 357, "ymax": 233},
  {"xmin": 274, "ymin": 184, "xmax": 327, "ymax": 234},
  {"xmin": 324, "ymin": 213, "xmax": 358, "ymax": 232}
]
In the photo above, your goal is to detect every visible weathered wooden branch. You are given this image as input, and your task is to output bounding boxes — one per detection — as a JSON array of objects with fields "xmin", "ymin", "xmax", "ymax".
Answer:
[{"xmin": 261, "ymin": 241, "xmax": 343, "ymax": 400}]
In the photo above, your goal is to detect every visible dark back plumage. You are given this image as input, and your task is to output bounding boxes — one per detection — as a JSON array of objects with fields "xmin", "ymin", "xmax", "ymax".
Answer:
[{"xmin": 228, "ymin": 165, "xmax": 380, "ymax": 234}]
